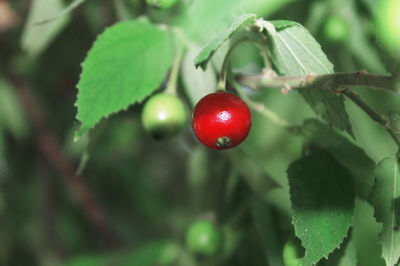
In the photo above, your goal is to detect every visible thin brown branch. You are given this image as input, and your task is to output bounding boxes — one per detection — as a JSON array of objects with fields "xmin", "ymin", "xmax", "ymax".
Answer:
[
  {"xmin": 237, "ymin": 71, "xmax": 400, "ymax": 95},
  {"xmin": 343, "ymin": 89, "xmax": 400, "ymax": 150},
  {"xmin": 15, "ymin": 80, "xmax": 118, "ymax": 248}
]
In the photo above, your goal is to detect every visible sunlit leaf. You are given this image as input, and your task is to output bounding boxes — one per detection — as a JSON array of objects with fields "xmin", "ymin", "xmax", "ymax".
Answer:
[
  {"xmin": 264, "ymin": 21, "xmax": 354, "ymax": 137},
  {"xmin": 194, "ymin": 14, "xmax": 257, "ymax": 70},
  {"xmin": 75, "ymin": 20, "xmax": 173, "ymax": 138}
]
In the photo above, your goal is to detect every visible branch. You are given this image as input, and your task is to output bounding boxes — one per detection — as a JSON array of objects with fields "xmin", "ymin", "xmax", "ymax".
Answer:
[
  {"xmin": 237, "ymin": 71, "xmax": 400, "ymax": 95},
  {"xmin": 15, "ymin": 80, "xmax": 118, "ymax": 248},
  {"xmin": 342, "ymin": 89, "xmax": 400, "ymax": 149},
  {"xmin": 237, "ymin": 71, "xmax": 400, "ymax": 150}
]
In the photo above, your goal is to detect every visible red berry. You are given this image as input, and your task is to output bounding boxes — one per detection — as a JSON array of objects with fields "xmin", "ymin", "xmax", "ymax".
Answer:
[{"xmin": 192, "ymin": 91, "xmax": 252, "ymax": 150}]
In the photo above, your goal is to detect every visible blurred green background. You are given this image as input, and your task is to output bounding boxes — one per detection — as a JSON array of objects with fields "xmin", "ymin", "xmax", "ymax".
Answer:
[{"xmin": 0, "ymin": 0, "xmax": 399, "ymax": 265}]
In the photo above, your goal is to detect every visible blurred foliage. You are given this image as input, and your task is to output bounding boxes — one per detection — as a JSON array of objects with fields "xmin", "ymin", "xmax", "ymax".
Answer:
[{"xmin": 0, "ymin": 0, "xmax": 399, "ymax": 265}]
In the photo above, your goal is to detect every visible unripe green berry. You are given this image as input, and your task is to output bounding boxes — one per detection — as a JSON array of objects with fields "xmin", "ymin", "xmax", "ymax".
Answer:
[
  {"xmin": 141, "ymin": 93, "xmax": 187, "ymax": 140},
  {"xmin": 185, "ymin": 220, "xmax": 221, "ymax": 257},
  {"xmin": 282, "ymin": 239, "xmax": 304, "ymax": 266},
  {"xmin": 158, "ymin": 242, "xmax": 180, "ymax": 265},
  {"xmin": 146, "ymin": 0, "xmax": 178, "ymax": 9}
]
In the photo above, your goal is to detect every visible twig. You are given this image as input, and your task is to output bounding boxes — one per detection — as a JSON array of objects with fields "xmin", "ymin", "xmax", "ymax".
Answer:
[
  {"xmin": 15, "ymin": 80, "xmax": 117, "ymax": 248},
  {"xmin": 343, "ymin": 89, "xmax": 400, "ymax": 149},
  {"xmin": 237, "ymin": 71, "xmax": 400, "ymax": 95}
]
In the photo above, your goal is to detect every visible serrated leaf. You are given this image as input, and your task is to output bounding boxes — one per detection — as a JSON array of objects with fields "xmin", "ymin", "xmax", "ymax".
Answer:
[
  {"xmin": 370, "ymin": 158, "xmax": 400, "ymax": 266},
  {"xmin": 323, "ymin": 232, "xmax": 357, "ymax": 266},
  {"xmin": 75, "ymin": 20, "xmax": 173, "ymax": 138},
  {"xmin": 20, "ymin": 0, "xmax": 70, "ymax": 57},
  {"xmin": 300, "ymin": 119, "xmax": 375, "ymax": 200},
  {"xmin": 264, "ymin": 21, "xmax": 354, "ymax": 137},
  {"xmin": 181, "ymin": 43, "xmax": 216, "ymax": 106},
  {"xmin": 288, "ymin": 150, "xmax": 354, "ymax": 266},
  {"xmin": 194, "ymin": 13, "xmax": 257, "ymax": 70}
]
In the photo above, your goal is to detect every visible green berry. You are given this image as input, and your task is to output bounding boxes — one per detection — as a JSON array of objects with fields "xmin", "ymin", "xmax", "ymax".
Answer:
[
  {"xmin": 323, "ymin": 15, "xmax": 350, "ymax": 43},
  {"xmin": 158, "ymin": 242, "xmax": 180, "ymax": 265},
  {"xmin": 141, "ymin": 93, "xmax": 187, "ymax": 140},
  {"xmin": 282, "ymin": 239, "xmax": 304, "ymax": 266},
  {"xmin": 146, "ymin": 0, "xmax": 178, "ymax": 9},
  {"xmin": 185, "ymin": 220, "xmax": 221, "ymax": 257}
]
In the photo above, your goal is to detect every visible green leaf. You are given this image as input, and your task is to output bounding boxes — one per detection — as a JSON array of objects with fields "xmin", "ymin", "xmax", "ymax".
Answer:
[
  {"xmin": 32, "ymin": 0, "xmax": 86, "ymax": 25},
  {"xmin": 20, "ymin": 0, "xmax": 70, "ymax": 57},
  {"xmin": 120, "ymin": 241, "xmax": 167, "ymax": 266},
  {"xmin": 75, "ymin": 20, "xmax": 174, "ymax": 138},
  {"xmin": 335, "ymin": 236, "xmax": 357, "ymax": 266},
  {"xmin": 353, "ymin": 198, "xmax": 386, "ymax": 266},
  {"xmin": 0, "ymin": 79, "xmax": 28, "ymax": 140},
  {"xmin": 270, "ymin": 20, "xmax": 299, "ymax": 30},
  {"xmin": 370, "ymin": 158, "xmax": 400, "ymax": 266},
  {"xmin": 300, "ymin": 119, "xmax": 375, "ymax": 200},
  {"xmin": 323, "ymin": 232, "xmax": 357, "ymax": 266},
  {"xmin": 287, "ymin": 150, "xmax": 355, "ymax": 266},
  {"xmin": 63, "ymin": 241, "xmax": 168, "ymax": 266},
  {"xmin": 181, "ymin": 43, "xmax": 217, "ymax": 106},
  {"xmin": 64, "ymin": 255, "xmax": 113, "ymax": 266},
  {"xmin": 194, "ymin": 13, "xmax": 257, "ymax": 70},
  {"xmin": 264, "ymin": 21, "xmax": 354, "ymax": 137}
]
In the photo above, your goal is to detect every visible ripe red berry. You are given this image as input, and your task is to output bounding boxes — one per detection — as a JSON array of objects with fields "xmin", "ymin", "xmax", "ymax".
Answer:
[{"xmin": 192, "ymin": 91, "xmax": 252, "ymax": 150}]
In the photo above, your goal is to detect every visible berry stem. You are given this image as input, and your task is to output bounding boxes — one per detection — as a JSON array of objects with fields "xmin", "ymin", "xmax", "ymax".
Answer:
[
  {"xmin": 166, "ymin": 38, "xmax": 184, "ymax": 95},
  {"xmin": 234, "ymin": 82, "xmax": 297, "ymax": 131},
  {"xmin": 218, "ymin": 37, "xmax": 264, "ymax": 91}
]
